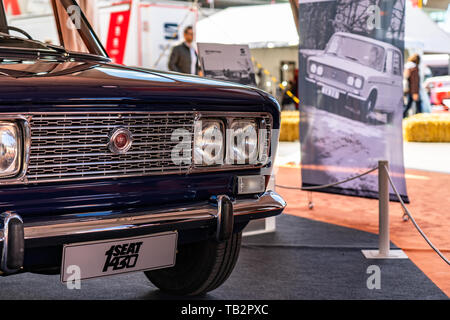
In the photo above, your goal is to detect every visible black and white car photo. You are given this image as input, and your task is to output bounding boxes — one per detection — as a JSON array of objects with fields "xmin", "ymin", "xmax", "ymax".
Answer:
[{"xmin": 306, "ymin": 32, "xmax": 404, "ymax": 123}]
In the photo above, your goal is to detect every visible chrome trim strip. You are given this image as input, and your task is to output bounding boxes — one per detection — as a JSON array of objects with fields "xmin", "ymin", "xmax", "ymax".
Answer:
[
  {"xmin": 34, "ymin": 115, "xmax": 190, "ymax": 120},
  {"xmin": 25, "ymin": 171, "xmax": 189, "ymax": 181},
  {"xmin": 0, "ymin": 191, "xmax": 285, "ymax": 241},
  {"xmin": 28, "ymin": 158, "xmax": 192, "ymax": 169},
  {"xmin": 32, "ymin": 124, "xmax": 193, "ymax": 130},
  {"xmin": 31, "ymin": 113, "xmax": 196, "ymax": 118},
  {"xmin": 30, "ymin": 141, "xmax": 185, "ymax": 150},
  {"xmin": 22, "ymin": 111, "xmax": 271, "ymax": 116},
  {"xmin": 31, "ymin": 132, "xmax": 192, "ymax": 140},
  {"xmin": 216, "ymin": 195, "xmax": 225, "ymax": 241},
  {"xmin": 30, "ymin": 149, "xmax": 192, "ymax": 159},
  {"xmin": 347, "ymin": 93, "xmax": 365, "ymax": 101},
  {"xmin": 31, "ymin": 134, "xmax": 109, "ymax": 140}
]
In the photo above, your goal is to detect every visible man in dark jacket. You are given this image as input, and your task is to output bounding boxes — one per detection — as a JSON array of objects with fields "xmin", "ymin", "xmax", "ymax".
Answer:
[
  {"xmin": 403, "ymin": 54, "xmax": 421, "ymax": 118},
  {"xmin": 168, "ymin": 26, "xmax": 201, "ymax": 75}
]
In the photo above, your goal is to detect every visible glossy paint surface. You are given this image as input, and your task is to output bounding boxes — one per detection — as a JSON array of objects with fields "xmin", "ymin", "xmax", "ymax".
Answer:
[
  {"xmin": 0, "ymin": 57, "xmax": 281, "ymax": 224},
  {"xmin": 0, "ymin": 59, "xmax": 274, "ymax": 107}
]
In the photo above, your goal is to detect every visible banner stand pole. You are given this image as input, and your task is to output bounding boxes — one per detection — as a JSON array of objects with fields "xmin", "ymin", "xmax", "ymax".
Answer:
[{"xmin": 362, "ymin": 161, "xmax": 408, "ymax": 259}]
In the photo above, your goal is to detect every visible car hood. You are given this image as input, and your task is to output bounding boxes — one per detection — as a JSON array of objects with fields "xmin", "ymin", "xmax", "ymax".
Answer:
[
  {"xmin": 309, "ymin": 54, "xmax": 381, "ymax": 77},
  {"xmin": 0, "ymin": 58, "xmax": 266, "ymax": 106}
]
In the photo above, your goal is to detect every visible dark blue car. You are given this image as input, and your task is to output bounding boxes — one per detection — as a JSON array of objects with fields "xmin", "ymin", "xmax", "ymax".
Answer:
[{"xmin": 0, "ymin": 0, "xmax": 285, "ymax": 296}]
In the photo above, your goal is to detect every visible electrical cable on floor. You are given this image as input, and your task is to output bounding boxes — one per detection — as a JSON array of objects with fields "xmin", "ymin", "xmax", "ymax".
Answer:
[
  {"xmin": 383, "ymin": 164, "xmax": 450, "ymax": 266},
  {"xmin": 242, "ymin": 244, "xmax": 383, "ymax": 250},
  {"xmin": 275, "ymin": 166, "xmax": 378, "ymax": 190},
  {"xmin": 241, "ymin": 243, "xmax": 450, "ymax": 252},
  {"xmin": 273, "ymin": 164, "xmax": 450, "ymax": 266}
]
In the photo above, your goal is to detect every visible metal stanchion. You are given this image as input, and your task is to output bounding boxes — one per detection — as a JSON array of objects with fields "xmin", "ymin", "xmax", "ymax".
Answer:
[
  {"xmin": 362, "ymin": 161, "xmax": 407, "ymax": 259},
  {"xmin": 277, "ymin": 161, "xmax": 449, "ymax": 262}
]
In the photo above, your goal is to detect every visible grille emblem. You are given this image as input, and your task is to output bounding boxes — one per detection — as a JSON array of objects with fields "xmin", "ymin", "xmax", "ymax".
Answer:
[{"xmin": 108, "ymin": 127, "xmax": 133, "ymax": 154}]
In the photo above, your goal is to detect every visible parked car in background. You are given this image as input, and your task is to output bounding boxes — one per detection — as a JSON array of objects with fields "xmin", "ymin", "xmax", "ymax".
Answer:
[
  {"xmin": 0, "ymin": 0, "xmax": 285, "ymax": 296},
  {"xmin": 306, "ymin": 32, "xmax": 404, "ymax": 123},
  {"xmin": 424, "ymin": 76, "xmax": 450, "ymax": 110},
  {"xmin": 422, "ymin": 54, "xmax": 450, "ymax": 78}
]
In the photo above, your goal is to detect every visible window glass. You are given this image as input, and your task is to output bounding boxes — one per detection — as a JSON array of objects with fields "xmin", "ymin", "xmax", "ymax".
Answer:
[
  {"xmin": 326, "ymin": 35, "xmax": 385, "ymax": 72},
  {"xmin": 1, "ymin": 0, "xmax": 103, "ymax": 55},
  {"xmin": 3, "ymin": 0, "xmax": 61, "ymax": 46},
  {"xmin": 385, "ymin": 50, "xmax": 393, "ymax": 74},
  {"xmin": 392, "ymin": 51, "xmax": 402, "ymax": 76}
]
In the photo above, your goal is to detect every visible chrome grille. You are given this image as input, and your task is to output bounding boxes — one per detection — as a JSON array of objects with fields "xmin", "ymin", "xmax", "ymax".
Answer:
[
  {"xmin": 27, "ymin": 113, "xmax": 195, "ymax": 183},
  {"xmin": 322, "ymin": 65, "xmax": 349, "ymax": 83}
]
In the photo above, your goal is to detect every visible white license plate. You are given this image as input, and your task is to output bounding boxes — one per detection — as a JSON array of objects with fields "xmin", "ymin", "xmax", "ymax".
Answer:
[
  {"xmin": 61, "ymin": 232, "xmax": 177, "ymax": 282},
  {"xmin": 321, "ymin": 85, "xmax": 340, "ymax": 99}
]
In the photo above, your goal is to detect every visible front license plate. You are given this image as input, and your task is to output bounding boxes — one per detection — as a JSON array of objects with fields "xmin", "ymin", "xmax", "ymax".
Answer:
[
  {"xmin": 61, "ymin": 232, "xmax": 177, "ymax": 282},
  {"xmin": 321, "ymin": 85, "xmax": 340, "ymax": 99}
]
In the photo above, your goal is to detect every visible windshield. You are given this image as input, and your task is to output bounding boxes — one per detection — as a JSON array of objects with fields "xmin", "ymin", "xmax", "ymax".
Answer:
[
  {"xmin": 325, "ymin": 35, "xmax": 385, "ymax": 72},
  {"xmin": 0, "ymin": 0, "xmax": 107, "ymax": 57}
]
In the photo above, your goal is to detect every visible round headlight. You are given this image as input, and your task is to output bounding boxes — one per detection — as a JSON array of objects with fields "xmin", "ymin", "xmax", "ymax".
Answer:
[
  {"xmin": 347, "ymin": 76, "xmax": 355, "ymax": 87},
  {"xmin": 316, "ymin": 65, "xmax": 323, "ymax": 76},
  {"xmin": 194, "ymin": 120, "xmax": 224, "ymax": 166},
  {"xmin": 354, "ymin": 78, "xmax": 363, "ymax": 89},
  {"xmin": 228, "ymin": 121, "xmax": 258, "ymax": 165},
  {"xmin": 0, "ymin": 123, "xmax": 20, "ymax": 177},
  {"xmin": 310, "ymin": 63, "xmax": 317, "ymax": 74}
]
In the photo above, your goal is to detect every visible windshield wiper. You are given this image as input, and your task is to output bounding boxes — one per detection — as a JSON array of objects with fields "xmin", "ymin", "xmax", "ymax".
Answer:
[
  {"xmin": 45, "ymin": 43, "xmax": 70, "ymax": 57},
  {"xmin": 0, "ymin": 32, "xmax": 57, "ymax": 50},
  {"xmin": 0, "ymin": 32, "xmax": 109, "ymax": 63},
  {"xmin": 344, "ymin": 55, "xmax": 359, "ymax": 62}
]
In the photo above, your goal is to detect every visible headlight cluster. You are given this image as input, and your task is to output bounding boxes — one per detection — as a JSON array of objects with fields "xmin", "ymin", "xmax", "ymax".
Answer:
[
  {"xmin": 0, "ymin": 122, "xmax": 22, "ymax": 178},
  {"xmin": 194, "ymin": 118, "xmax": 267, "ymax": 167},
  {"xmin": 310, "ymin": 62, "xmax": 363, "ymax": 90},
  {"xmin": 229, "ymin": 120, "xmax": 258, "ymax": 164},
  {"xmin": 309, "ymin": 63, "xmax": 323, "ymax": 76},
  {"xmin": 194, "ymin": 120, "xmax": 224, "ymax": 166},
  {"xmin": 347, "ymin": 75, "xmax": 363, "ymax": 89}
]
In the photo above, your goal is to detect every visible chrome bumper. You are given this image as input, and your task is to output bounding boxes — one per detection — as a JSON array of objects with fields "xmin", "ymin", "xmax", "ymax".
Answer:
[{"xmin": 0, "ymin": 191, "xmax": 285, "ymax": 273}]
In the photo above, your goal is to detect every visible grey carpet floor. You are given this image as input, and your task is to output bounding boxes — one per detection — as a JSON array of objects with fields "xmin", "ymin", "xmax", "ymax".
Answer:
[{"xmin": 0, "ymin": 214, "xmax": 447, "ymax": 300}]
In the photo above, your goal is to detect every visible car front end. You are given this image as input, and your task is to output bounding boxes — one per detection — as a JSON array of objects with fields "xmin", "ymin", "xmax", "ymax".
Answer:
[
  {"xmin": 0, "ymin": 0, "xmax": 285, "ymax": 295},
  {"xmin": 306, "ymin": 55, "xmax": 368, "ymax": 113},
  {"xmin": 304, "ymin": 32, "xmax": 392, "ymax": 121}
]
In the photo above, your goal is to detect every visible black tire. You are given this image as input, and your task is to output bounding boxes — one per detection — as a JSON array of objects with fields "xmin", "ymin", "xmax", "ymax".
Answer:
[
  {"xmin": 145, "ymin": 232, "xmax": 242, "ymax": 296},
  {"xmin": 386, "ymin": 112, "xmax": 395, "ymax": 124},
  {"xmin": 316, "ymin": 90, "xmax": 325, "ymax": 110},
  {"xmin": 360, "ymin": 91, "xmax": 377, "ymax": 122},
  {"xmin": 317, "ymin": 94, "xmax": 332, "ymax": 112}
]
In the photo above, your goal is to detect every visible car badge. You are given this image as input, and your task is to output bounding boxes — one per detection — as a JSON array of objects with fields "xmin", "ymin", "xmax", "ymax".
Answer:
[{"xmin": 108, "ymin": 127, "xmax": 133, "ymax": 154}]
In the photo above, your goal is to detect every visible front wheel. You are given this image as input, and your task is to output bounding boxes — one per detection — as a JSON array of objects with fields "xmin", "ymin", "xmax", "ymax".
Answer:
[
  {"xmin": 145, "ymin": 232, "xmax": 242, "ymax": 296},
  {"xmin": 360, "ymin": 92, "xmax": 377, "ymax": 123},
  {"xmin": 386, "ymin": 112, "xmax": 395, "ymax": 124}
]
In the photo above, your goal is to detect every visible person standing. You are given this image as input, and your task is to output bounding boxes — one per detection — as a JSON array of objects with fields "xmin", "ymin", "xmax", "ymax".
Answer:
[
  {"xmin": 168, "ymin": 26, "xmax": 202, "ymax": 76},
  {"xmin": 403, "ymin": 54, "xmax": 421, "ymax": 118}
]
